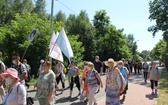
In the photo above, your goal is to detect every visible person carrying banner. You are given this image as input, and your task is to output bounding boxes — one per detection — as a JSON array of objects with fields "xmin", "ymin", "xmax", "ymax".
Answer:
[{"xmin": 54, "ymin": 61, "xmax": 65, "ymax": 94}]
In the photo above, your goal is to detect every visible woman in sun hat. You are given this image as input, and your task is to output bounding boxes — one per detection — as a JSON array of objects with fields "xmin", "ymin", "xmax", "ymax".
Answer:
[
  {"xmin": 105, "ymin": 58, "xmax": 124, "ymax": 105},
  {"xmin": 0, "ymin": 68, "xmax": 26, "ymax": 105}
]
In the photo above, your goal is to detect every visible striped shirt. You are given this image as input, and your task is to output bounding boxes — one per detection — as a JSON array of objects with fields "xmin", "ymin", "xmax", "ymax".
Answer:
[{"xmin": 86, "ymin": 70, "xmax": 99, "ymax": 87}]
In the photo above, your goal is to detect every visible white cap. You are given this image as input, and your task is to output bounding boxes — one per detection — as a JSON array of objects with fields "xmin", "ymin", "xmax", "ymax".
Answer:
[{"xmin": 40, "ymin": 59, "xmax": 44, "ymax": 63}]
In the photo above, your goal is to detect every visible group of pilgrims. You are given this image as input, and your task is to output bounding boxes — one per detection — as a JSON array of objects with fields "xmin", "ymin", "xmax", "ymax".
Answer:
[{"xmin": 0, "ymin": 52, "xmax": 161, "ymax": 105}]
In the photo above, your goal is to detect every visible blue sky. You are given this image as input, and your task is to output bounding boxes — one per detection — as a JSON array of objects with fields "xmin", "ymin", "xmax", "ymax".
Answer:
[{"xmin": 45, "ymin": 0, "xmax": 162, "ymax": 52}]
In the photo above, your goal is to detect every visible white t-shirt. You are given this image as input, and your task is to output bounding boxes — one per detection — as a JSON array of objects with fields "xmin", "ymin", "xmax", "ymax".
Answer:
[{"xmin": 3, "ymin": 82, "xmax": 26, "ymax": 105}]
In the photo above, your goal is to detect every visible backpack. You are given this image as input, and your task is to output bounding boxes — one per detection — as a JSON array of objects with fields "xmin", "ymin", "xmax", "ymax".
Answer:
[
  {"xmin": 119, "ymin": 67, "xmax": 127, "ymax": 81},
  {"xmin": 150, "ymin": 67, "xmax": 161, "ymax": 80},
  {"xmin": 93, "ymin": 70, "xmax": 100, "ymax": 85},
  {"xmin": 116, "ymin": 70, "xmax": 126, "ymax": 92},
  {"xmin": 17, "ymin": 84, "xmax": 34, "ymax": 105}
]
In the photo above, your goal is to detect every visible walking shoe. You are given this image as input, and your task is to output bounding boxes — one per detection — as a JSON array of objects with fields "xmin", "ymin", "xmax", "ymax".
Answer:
[
  {"xmin": 151, "ymin": 92, "xmax": 155, "ymax": 95},
  {"xmin": 96, "ymin": 89, "xmax": 100, "ymax": 93},
  {"xmin": 84, "ymin": 99, "xmax": 88, "ymax": 103}
]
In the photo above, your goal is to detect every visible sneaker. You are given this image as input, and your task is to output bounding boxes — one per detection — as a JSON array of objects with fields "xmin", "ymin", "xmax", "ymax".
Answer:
[
  {"xmin": 151, "ymin": 92, "xmax": 155, "ymax": 95},
  {"xmin": 84, "ymin": 99, "xmax": 88, "ymax": 103},
  {"xmin": 96, "ymin": 89, "xmax": 100, "ymax": 93}
]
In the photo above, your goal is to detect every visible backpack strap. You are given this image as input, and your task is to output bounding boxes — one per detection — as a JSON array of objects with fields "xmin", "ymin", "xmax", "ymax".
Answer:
[{"xmin": 93, "ymin": 70, "xmax": 100, "ymax": 84}]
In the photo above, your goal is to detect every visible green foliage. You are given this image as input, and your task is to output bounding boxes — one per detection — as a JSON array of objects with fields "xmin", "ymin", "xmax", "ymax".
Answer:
[
  {"xmin": 66, "ymin": 11, "xmax": 96, "ymax": 61},
  {"xmin": 140, "ymin": 50, "xmax": 152, "ymax": 61},
  {"xmin": 0, "ymin": 13, "xmax": 62, "ymax": 76},
  {"xmin": 68, "ymin": 35, "xmax": 85, "ymax": 69},
  {"xmin": 148, "ymin": 0, "xmax": 168, "ymax": 39},
  {"xmin": 0, "ymin": 3, "xmax": 135, "ymax": 76},
  {"xmin": 93, "ymin": 10, "xmax": 131, "ymax": 61},
  {"xmin": 33, "ymin": 0, "xmax": 46, "ymax": 16},
  {"xmin": 55, "ymin": 10, "xmax": 66, "ymax": 27},
  {"xmin": 152, "ymin": 40, "xmax": 167, "ymax": 61}
]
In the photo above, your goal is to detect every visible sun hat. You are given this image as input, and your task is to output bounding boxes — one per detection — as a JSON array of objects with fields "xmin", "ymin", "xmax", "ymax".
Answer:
[
  {"xmin": 104, "ymin": 58, "xmax": 117, "ymax": 66},
  {"xmin": 117, "ymin": 60, "xmax": 124, "ymax": 65},
  {"xmin": 0, "ymin": 68, "xmax": 20, "ymax": 80}
]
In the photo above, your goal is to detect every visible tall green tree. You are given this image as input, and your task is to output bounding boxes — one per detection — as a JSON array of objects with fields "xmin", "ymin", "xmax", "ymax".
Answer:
[
  {"xmin": 148, "ymin": 0, "xmax": 168, "ymax": 66},
  {"xmin": 0, "ymin": 13, "xmax": 61, "ymax": 76},
  {"xmin": 34, "ymin": 0, "xmax": 46, "ymax": 16},
  {"xmin": 55, "ymin": 10, "xmax": 66, "ymax": 26},
  {"xmin": 148, "ymin": 0, "xmax": 168, "ymax": 39},
  {"xmin": 93, "ymin": 10, "xmax": 130, "ymax": 60},
  {"xmin": 68, "ymin": 35, "xmax": 85, "ymax": 68},
  {"xmin": 152, "ymin": 40, "xmax": 167, "ymax": 61},
  {"xmin": 66, "ymin": 11, "xmax": 96, "ymax": 61},
  {"xmin": 0, "ymin": 0, "xmax": 34, "ymax": 24},
  {"xmin": 93, "ymin": 10, "xmax": 110, "ymax": 37}
]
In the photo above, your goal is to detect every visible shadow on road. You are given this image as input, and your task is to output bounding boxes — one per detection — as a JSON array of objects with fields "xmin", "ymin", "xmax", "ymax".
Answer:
[
  {"xmin": 145, "ymin": 94, "xmax": 158, "ymax": 100},
  {"xmin": 27, "ymin": 90, "xmax": 36, "ymax": 93},
  {"xmin": 56, "ymin": 96, "xmax": 80, "ymax": 104},
  {"xmin": 70, "ymin": 102, "xmax": 86, "ymax": 105}
]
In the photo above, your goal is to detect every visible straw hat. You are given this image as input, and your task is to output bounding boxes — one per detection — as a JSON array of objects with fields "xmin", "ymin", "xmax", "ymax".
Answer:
[{"xmin": 104, "ymin": 58, "xmax": 117, "ymax": 66}]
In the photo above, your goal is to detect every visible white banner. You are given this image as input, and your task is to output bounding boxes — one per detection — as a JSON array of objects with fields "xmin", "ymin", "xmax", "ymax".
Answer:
[
  {"xmin": 56, "ymin": 28, "xmax": 74, "ymax": 61},
  {"xmin": 49, "ymin": 32, "xmax": 63, "ymax": 62}
]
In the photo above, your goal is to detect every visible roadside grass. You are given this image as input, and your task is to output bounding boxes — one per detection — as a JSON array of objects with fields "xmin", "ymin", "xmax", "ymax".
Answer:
[
  {"xmin": 157, "ymin": 69, "xmax": 168, "ymax": 105},
  {"xmin": 28, "ymin": 78, "xmax": 37, "ymax": 86}
]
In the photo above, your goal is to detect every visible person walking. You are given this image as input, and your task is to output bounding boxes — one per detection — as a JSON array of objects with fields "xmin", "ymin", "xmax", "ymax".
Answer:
[
  {"xmin": 35, "ymin": 61, "xmax": 56, "ymax": 105},
  {"xmin": 105, "ymin": 59, "xmax": 124, "ymax": 105},
  {"xmin": 134, "ymin": 61, "xmax": 138, "ymax": 75},
  {"xmin": 67, "ymin": 58, "xmax": 74, "ymax": 88},
  {"xmin": 148, "ymin": 61, "xmax": 161, "ymax": 95},
  {"xmin": 68, "ymin": 61, "xmax": 81, "ymax": 98},
  {"xmin": 0, "ymin": 68, "xmax": 27, "ymax": 105},
  {"xmin": 128, "ymin": 60, "xmax": 133, "ymax": 73},
  {"xmin": 85, "ymin": 62, "xmax": 103, "ymax": 105},
  {"xmin": 11, "ymin": 54, "xmax": 27, "ymax": 85},
  {"xmin": 80, "ymin": 61, "xmax": 89, "ymax": 102},
  {"xmin": 143, "ymin": 61, "xmax": 149, "ymax": 83},
  {"xmin": 121, "ymin": 58, "xmax": 130, "ymax": 76},
  {"xmin": 54, "ymin": 61, "xmax": 65, "ymax": 94},
  {"xmin": 23, "ymin": 59, "xmax": 31, "ymax": 89},
  {"xmin": 37, "ymin": 59, "xmax": 44, "ymax": 76},
  {"xmin": 93, "ymin": 56, "xmax": 103, "ymax": 93},
  {"xmin": 117, "ymin": 61, "xmax": 129, "ymax": 99},
  {"xmin": 0, "ymin": 52, "xmax": 6, "ymax": 100}
]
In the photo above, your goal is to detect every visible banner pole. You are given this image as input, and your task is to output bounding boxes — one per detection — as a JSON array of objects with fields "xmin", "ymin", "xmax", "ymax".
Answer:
[{"xmin": 21, "ymin": 42, "xmax": 30, "ymax": 62}]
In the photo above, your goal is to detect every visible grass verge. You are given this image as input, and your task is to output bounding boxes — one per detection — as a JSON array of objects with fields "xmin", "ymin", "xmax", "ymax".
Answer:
[
  {"xmin": 157, "ymin": 69, "xmax": 168, "ymax": 105},
  {"xmin": 28, "ymin": 78, "xmax": 37, "ymax": 86}
]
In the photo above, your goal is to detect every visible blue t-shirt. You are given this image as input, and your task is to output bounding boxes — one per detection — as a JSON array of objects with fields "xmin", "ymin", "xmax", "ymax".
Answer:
[{"xmin": 120, "ymin": 67, "xmax": 127, "ymax": 81}]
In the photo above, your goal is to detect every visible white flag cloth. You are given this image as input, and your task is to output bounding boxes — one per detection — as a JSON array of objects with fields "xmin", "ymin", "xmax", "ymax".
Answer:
[
  {"xmin": 49, "ymin": 32, "xmax": 59, "ymax": 49},
  {"xmin": 56, "ymin": 28, "xmax": 74, "ymax": 61},
  {"xmin": 49, "ymin": 32, "xmax": 63, "ymax": 62}
]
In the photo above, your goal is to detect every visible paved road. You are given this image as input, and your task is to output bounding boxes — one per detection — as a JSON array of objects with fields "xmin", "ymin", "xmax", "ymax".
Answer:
[
  {"xmin": 98, "ymin": 67, "xmax": 163, "ymax": 105},
  {"xmin": 0, "ymin": 67, "xmax": 162, "ymax": 105},
  {"xmin": 27, "ymin": 75, "xmax": 106, "ymax": 105}
]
